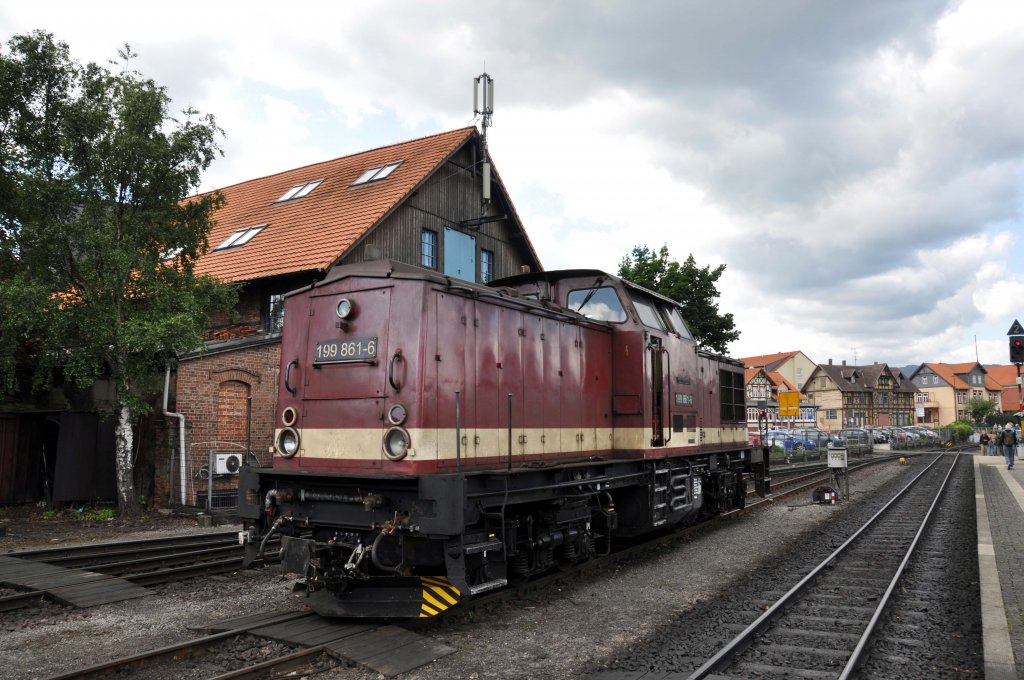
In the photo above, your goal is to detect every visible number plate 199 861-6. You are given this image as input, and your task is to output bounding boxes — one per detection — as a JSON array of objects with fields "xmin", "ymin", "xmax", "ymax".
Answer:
[{"xmin": 313, "ymin": 337, "xmax": 377, "ymax": 364}]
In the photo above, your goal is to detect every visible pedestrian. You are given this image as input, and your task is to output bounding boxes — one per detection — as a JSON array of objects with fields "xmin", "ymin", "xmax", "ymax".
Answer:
[
  {"xmin": 980, "ymin": 430, "xmax": 990, "ymax": 455},
  {"xmin": 1003, "ymin": 423, "xmax": 1018, "ymax": 469},
  {"xmin": 994, "ymin": 427, "xmax": 1005, "ymax": 460}
]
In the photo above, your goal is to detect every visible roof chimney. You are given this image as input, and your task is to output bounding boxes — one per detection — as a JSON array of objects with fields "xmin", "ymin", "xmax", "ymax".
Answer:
[
  {"xmin": 842, "ymin": 360, "xmax": 846, "ymax": 366},
  {"xmin": 828, "ymin": 358, "xmax": 833, "ymax": 365}
]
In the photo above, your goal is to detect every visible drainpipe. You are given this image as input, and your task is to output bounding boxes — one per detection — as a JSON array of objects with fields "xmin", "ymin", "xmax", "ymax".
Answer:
[{"xmin": 163, "ymin": 366, "xmax": 188, "ymax": 506}]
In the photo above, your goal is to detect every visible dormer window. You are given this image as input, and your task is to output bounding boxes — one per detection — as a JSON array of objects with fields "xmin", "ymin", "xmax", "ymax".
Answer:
[
  {"xmin": 214, "ymin": 224, "xmax": 266, "ymax": 251},
  {"xmin": 352, "ymin": 161, "xmax": 402, "ymax": 186},
  {"xmin": 276, "ymin": 180, "xmax": 323, "ymax": 202}
]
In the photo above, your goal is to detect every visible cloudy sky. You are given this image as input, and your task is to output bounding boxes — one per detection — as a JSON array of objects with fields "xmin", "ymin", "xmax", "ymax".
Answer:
[{"xmin": 3, "ymin": 1, "xmax": 1023, "ymax": 368}]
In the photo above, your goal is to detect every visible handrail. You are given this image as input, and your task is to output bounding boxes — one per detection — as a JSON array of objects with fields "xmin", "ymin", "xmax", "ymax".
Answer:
[
  {"xmin": 388, "ymin": 350, "xmax": 403, "ymax": 391},
  {"xmin": 663, "ymin": 347, "xmax": 672, "ymax": 445},
  {"xmin": 284, "ymin": 359, "xmax": 298, "ymax": 395}
]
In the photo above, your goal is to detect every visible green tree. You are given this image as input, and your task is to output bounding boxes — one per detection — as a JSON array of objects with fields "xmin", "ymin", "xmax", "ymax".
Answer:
[
  {"xmin": 968, "ymin": 397, "xmax": 997, "ymax": 424},
  {"xmin": 617, "ymin": 244, "xmax": 740, "ymax": 354},
  {"xmin": 0, "ymin": 32, "xmax": 234, "ymax": 514}
]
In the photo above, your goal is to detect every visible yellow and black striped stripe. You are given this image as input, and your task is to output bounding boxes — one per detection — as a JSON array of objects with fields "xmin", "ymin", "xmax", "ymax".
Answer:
[{"xmin": 418, "ymin": 576, "xmax": 461, "ymax": 617}]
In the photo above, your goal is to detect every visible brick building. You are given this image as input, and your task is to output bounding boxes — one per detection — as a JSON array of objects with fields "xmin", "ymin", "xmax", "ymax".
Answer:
[{"xmin": 160, "ymin": 127, "xmax": 541, "ymax": 507}]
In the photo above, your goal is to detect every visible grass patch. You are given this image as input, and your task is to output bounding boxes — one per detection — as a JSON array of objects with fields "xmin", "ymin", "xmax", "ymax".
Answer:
[
  {"xmin": 37, "ymin": 507, "xmax": 116, "ymax": 521},
  {"xmin": 77, "ymin": 509, "xmax": 115, "ymax": 522}
]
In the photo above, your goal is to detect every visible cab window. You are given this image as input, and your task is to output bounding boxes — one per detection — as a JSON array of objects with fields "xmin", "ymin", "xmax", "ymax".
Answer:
[
  {"xmin": 567, "ymin": 286, "xmax": 627, "ymax": 322},
  {"xmin": 666, "ymin": 306, "xmax": 693, "ymax": 339},
  {"xmin": 632, "ymin": 298, "xmax": 666, "ymax": 331}
]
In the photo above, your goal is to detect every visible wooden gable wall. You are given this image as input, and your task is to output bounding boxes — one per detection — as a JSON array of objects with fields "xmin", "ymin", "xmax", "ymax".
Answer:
[{"xmin": 341, "ymin": 142, "xmax": 535, "ymax": 281}]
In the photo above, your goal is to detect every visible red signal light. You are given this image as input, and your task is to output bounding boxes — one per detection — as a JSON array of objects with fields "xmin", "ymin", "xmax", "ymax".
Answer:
[{"xmin": 1011, "ymin": 337, "xmax": 1024, "ymax": 363}]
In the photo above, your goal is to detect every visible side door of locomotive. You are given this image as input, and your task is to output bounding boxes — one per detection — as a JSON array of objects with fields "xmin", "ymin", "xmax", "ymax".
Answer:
[
  {"xmin": 663, "ymin": 305, "xmax": 699, "ymax": 447},
  {"xmin": 631, "ymin": 295, "xmax": 670, "ymax": 448}
]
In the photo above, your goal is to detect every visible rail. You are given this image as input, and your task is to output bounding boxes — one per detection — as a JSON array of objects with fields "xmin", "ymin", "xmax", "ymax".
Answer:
[{"xmin": 686, "ymin": 451, "xmax": 959, "ymax": 679}]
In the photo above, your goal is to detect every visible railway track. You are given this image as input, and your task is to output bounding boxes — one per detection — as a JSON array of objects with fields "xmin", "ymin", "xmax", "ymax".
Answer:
[
  {"xmin": 44, "ymin": 611, "xmax": 315, "ymax": 680},
  {"xmin": 8, "ymin": 530, "xmax": 242, "ymax": 567},
  {"xmin": 684, "ymin": 450, "xmax": 961, "ymax": 679},
  {"xmin": 19, "ymin": 452, "xmax": 929, "ymax": 678},
  {"xmin": 0, "ymin": 531, "xmax": 279, "ymax": 612}
]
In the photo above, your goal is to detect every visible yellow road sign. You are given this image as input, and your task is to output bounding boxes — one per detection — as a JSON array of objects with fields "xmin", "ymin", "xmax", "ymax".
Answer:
[{"xmin": 778, "ymin": 391, "xmax": 799, "ymax": 417}]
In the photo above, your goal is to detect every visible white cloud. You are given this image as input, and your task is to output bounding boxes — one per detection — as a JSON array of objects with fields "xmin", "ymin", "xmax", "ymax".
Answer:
[{"xmin": 4, "ymin": 0, "xmax": 1024, "ymax": 368}]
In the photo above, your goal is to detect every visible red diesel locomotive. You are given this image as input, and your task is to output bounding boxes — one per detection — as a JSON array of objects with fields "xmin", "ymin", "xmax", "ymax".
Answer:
[{"xmin": 239, "ymin": 259, "xmax": 766, "ymax": 617}]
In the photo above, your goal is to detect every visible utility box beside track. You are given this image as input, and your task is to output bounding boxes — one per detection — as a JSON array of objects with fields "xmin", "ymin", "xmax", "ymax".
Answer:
[{"xmin": 827, "ymin": 445, "xmax": 849, "ymax": 501}]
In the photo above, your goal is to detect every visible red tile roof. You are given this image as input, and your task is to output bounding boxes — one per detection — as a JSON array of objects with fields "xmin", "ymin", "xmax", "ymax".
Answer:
[
  {"xmin": 740, "ymin": 351, "xmax": 799, "ymax": 369},
  {"xmin": 767, "ymin": 371, "xmax": 799, "ymax": 394},
  {"xmin": 744, "ymin": 367, "xmax": 802, "ymax": 400},
  {"xmin": 920, "ymin": 362, "xmax": 961, "ymax": 389},
  {"xmin": 986, "ymin": 364, "xmax": 1020, "ymax": 388},
  {"xmin": 193, "ymin": 127, "xmax": 490, "ymax": 283}
]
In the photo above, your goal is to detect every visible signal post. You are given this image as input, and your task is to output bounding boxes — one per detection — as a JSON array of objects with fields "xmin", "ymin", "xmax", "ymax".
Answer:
[{"xmin": 1009, "ymin": 320, "xmax": 1024, "ymax": 417}]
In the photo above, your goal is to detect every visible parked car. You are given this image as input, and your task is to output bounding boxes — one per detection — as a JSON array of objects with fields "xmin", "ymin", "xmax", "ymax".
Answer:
[
  {"xmin": 897, "ymin": 427, "xmax": 923, "ymax": 447},
  {"xmin": 906, "ymin": 426, "xmax": 941, "ymax": 443},
  {"xmin": 863, "ymin": 426, "xmax": 889, "ymax": 444},
  {"xmin": 765, "ymin": 431, "xmax": 817, "ymax": 453},
  {"xmin": 883, "ymin": 427, "xmax": 909, "ymax": 448},
  {"xmin": 789, "ymin": 427, "xmax": 838, "ymax": 449},
  {"xmin": 837, "ymin": 428, "xmax": 873, "ymax": 454}
]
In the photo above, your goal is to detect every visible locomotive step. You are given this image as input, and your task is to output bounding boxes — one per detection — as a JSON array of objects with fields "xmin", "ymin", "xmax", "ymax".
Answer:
[
  {"xmin": 469, "ymin": 578, "xmax": 508, "ymax": 596},
  {"xmin": 463, "ymin": 539, "xmax": 504, "ymax": 555}
]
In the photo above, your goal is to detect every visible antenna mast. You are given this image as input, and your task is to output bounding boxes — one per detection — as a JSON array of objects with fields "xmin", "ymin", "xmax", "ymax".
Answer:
[{"xmin": 473, "ymin": 73, "xmax": 494, "ymax": 204}]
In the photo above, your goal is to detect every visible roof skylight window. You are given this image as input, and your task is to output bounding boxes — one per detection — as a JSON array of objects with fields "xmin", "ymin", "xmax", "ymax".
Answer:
[
  {"xmin": 276, "ymin": 179, "xmax": 323, "ymax": 202},
  {"xmin": 352, "ymin": 161, "xmax": 402, "ymax": 186},
  {"xmin": 214, "ymin": 224, "xmax": 267, "ymax": 251}
]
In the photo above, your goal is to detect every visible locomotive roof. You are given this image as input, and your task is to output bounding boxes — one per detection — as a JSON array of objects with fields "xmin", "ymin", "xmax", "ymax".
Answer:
[
  {"xmin": 288, "ymin": 259, "xmax": 610, "ymax": 326},
  {"xmin": 490, "ymin": 268, "xmax": 682, "ymax": 308},
  {"xmin": 491, "ymin": 268, "xmax": 745, "ymax": 366}
]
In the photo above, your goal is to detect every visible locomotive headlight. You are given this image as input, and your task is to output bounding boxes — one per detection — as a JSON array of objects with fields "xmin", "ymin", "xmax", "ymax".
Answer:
[
  {"xmin": 276, "ymin": 427, "xmax": 300, "ymax": 458},
  {"xmin": 281, "ymin": 406, "xmax": 297, "ymax": 427},
  {"xmin": 387, "ymin": 403, "xmax": 408, "ymax": 425},
  {"xmin": 336, "ymin": 298, "xmax": 354, "ymax": 319},
  {"xmin": 383, "ymin": 427, "xmax": 411, "ymax": 461}
]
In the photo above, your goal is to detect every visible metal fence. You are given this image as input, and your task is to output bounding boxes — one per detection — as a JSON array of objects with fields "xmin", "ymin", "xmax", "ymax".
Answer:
[{"xmin": 763, "ymin": 425, "xmax": 962, "ymax": 465}]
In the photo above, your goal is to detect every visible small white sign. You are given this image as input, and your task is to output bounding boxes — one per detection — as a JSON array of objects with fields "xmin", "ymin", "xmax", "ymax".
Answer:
[{"xmin": 828, "ymin": 447, "xmax": 848, "ymax": 469}]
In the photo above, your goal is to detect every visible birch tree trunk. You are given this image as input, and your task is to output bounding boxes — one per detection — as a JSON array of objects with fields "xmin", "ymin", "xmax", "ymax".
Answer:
[{"xmin": 115, "ymin": 404, "xmax": 140, "ymax": 515}]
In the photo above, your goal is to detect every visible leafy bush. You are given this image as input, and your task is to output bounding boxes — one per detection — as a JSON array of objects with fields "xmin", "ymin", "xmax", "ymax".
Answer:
[{"xmin": 945, "ymin": 420, "xmax": 974, "ymax": 442}]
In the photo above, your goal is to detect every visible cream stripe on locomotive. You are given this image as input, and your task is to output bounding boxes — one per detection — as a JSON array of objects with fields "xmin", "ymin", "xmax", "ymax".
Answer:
[{"xmin": 278, "ymin": 425, "xmax": 747, "ymax": 460}]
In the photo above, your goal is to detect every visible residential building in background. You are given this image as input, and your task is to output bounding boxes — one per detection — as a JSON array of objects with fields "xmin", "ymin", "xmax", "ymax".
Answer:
[
  {"xmin": 744, "ymin": 367, "xmax": 815, "ymax": 441},
  {"xmin": 739, "ymin": 350, "xmax": 817, "ymax": 391},
  {"xmin": 802, "ymin": 360, "xmax": 917, "ymax": 429},
  {"xmin": 909, "ymin": 363, "xmax": 1003, "ymax": 424}
]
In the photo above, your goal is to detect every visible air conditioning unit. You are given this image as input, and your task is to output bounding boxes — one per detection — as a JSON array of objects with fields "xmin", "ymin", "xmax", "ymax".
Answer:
[{"xmin": 214, "ymin": 453, "xmax": 242, "ymax": 475}]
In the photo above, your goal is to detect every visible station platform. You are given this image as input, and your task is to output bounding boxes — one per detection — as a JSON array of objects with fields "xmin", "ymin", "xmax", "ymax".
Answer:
[{"xmin": 975, "ymin": 451, "xmax": 1024, "ymax": 679}]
